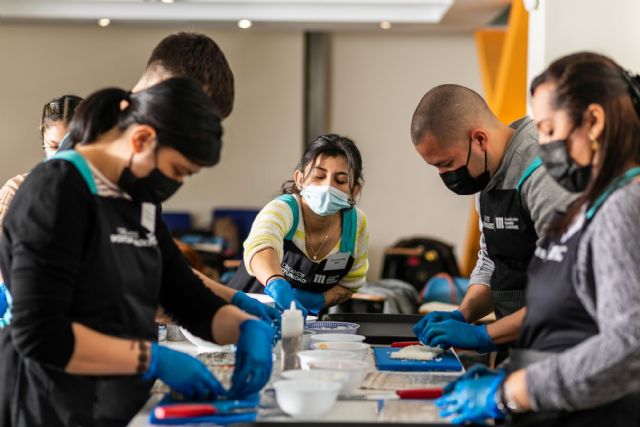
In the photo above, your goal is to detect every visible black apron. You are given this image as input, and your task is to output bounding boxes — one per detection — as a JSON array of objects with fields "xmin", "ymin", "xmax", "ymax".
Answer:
[
  {"xmin": 229, "ymin": 194, "xmax": 357, "ymax": 294},
  {"xmin": 0, "ymin": 151, "xmax": 162, "ymax": 427},
  {"xmin": 511, "ymin": 167, "xmax": 640, "ymax": 427},
  {"xmin": 480, "ymin": 157, "xmax": 542, "ymax": 320}
]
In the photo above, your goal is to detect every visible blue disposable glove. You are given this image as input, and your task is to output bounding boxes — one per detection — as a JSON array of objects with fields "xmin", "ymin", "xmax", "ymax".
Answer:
[
  {"xmin": 436, "ymin": 368, "xmax": 506, "ymax": 424},
  {"xmin": 231, "ymin": 290, "xmax": 281, "ymax": 325},
  {"xmin": 412, "ymin": 310, "xmax": 464, "ymax": 339},
  {"xmin": 0, "ymin": 283, "xmax": 13, "ymax": 329},
  {"xmin": 264, "ymin": 278, "xmax": 308, "ymax": 318},
  {"xmin": 443, "ymin": 364, "xmax": 500, "ymax": 394},
  {"xmin": 228, "ymin": 319, "xmax": 275, "ymax": 398},
  {"xmin": 419, "ymin": 319, "xmax": 497, "ymax": 353},
  {"xmin": 292, "ymin": 288, "xmax": 326, "ymax": 314},
  {"xmin": 144, "ymin": 343, "xmax": 225, "ymax": 400}
]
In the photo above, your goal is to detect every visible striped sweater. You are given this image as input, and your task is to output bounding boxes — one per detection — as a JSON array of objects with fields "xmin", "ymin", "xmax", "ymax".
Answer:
[{"xmin": 243, "ymin": 195, "xmax": 369, "ymax": 290}]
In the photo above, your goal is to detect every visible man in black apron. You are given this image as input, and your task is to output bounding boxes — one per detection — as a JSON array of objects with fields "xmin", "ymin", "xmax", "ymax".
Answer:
[{"xmin": 410, "ymin": 84, "xmax": 573, "ymax": 359}]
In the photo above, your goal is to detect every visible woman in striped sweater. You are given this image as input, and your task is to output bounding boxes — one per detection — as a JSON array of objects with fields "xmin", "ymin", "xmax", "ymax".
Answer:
[{"xmin": 229, "ymin": 134, "xmax": 369, "ymax": 315}]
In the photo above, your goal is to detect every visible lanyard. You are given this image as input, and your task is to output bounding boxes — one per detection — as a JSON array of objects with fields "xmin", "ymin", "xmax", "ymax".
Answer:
[{"xmin": 586, "ymin": 166, "xmax": 640, "ymax": 220}]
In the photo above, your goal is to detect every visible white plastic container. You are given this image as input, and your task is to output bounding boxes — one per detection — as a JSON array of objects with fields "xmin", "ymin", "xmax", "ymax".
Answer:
[
  {"xmin": 297, "ymin": 350, "xmax": 356, "ymax": 370},
  {"xmin": 310, "ymin": 333, "xmax": 366, "ymax": 344},
  {"xmin": 281, "ymin": 302, "xmax": 304, "ymax": 371},
  {"xmin": 273, "ymin": 379, "xmax": 341, "ymax": 418}
]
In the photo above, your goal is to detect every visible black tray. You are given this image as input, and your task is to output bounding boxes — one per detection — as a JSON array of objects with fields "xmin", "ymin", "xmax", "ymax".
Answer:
[{"xmin": 321, "ymin": 313, "xmax": 423, "ymax": 345}]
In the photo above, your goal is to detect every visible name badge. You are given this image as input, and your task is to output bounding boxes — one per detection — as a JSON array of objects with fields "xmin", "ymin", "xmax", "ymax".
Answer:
[
  {"xmin": 324, "ymin": 252, "xmax": 350, "ymax": 271},
  {"xmin": 141, "ymin": 203, "xmax": 156, "ymax": 233}
]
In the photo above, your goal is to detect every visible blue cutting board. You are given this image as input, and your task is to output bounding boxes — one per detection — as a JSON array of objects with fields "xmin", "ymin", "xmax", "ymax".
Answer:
[
  {"xmin": 149, "ymin": 394, "xmax": 259, "ymax": 425},
  {"xmin": 373, "ymin": 347, "xmax": 463, "ymax": 372}
]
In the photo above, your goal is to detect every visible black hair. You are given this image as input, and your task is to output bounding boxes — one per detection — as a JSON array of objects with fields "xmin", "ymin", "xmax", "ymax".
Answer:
[
  {"xmin": 146, "ymin": 32, "xmax": 235, "ymax": 119},
  {"xmin": 67, "ymin": 77, "xmax": 222, "ymax": 166},
  {"xmin": 41, "ymin": 95, "xmax": 83, "ymax": 137},
  {"xmin": 530, "ymin": 52, "xmax": 640, "ymax": 235},
  {"xmin": 281, "ymin": 134, "xmax": 364, "ymax": 199}
]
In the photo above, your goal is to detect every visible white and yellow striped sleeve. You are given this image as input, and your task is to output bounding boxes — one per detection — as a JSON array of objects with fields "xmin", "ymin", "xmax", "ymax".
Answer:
[
  {"xmin": 340, "ymin": 208, "xmax": 370, "ymax": 290},
  {"xmin": 243, "ymin": 198, "xmax": 295, "ymax": 277}
]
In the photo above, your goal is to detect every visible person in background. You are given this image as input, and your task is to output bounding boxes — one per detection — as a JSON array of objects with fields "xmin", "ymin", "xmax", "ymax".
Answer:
[
  {"xmin": 437, "ymin": 52, "xmax": 640, "ymax": 426},
  {"xmin": 410, "ymin": 85, "xmax": 574, "ymax": 361},
  {"xmin": 229, "ymin": 134, "xmax": 370, "ymax": 316},
  {"xmin": 0, "ymin": 95, "xmax": 83, "ymax": 235},
  {"xmin": 0, "ymin": 78, "xmax": 273, "ymax": 427},
  {"xmin": 57, "ymin": 32, "xmax": 279, "ymax": 325},
  {"xmin": 0, "ymin": 95, "xmax": 83, "ymax": 325}
]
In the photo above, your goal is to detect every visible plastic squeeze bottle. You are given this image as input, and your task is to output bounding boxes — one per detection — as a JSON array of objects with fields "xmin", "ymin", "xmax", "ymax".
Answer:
[{"xmin": 280, "ymin": 301, "xmax": 303, "ymax": 371}]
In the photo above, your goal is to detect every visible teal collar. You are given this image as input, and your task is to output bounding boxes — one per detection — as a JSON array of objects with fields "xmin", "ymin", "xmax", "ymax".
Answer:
[{"xmin": 586, "ymin": 166, "xmax": 640, "ymax": 220}]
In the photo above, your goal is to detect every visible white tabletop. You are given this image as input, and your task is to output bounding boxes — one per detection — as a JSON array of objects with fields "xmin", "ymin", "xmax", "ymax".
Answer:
[{"xmin": 127, "ymin": 339, "xmax": 459, "ymax": 426}]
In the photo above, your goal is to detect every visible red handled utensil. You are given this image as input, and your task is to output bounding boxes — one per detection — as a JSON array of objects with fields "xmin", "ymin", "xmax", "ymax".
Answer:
[
  {"xmin": 395, "ymin": 388, "xmax": 444, "ymax": 399},
  {"xmin": 390, "ymin": 341, "xmax": 422, "ymax": 348},
  {"xmin": 154, "ymin": 403, "xmax": 217, "ymax": 419}
]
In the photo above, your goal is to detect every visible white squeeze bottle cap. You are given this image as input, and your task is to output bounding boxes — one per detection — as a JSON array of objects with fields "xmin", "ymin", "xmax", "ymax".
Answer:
[{"xmin": 281, "ymin": 301, "xmax": 304, "ymax": 338}]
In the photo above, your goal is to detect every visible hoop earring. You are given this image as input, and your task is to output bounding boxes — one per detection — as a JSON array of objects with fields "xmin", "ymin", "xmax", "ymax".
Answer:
[{"xmin": 590, "ymin": 136, "xmax": 600, "ymax": 151}]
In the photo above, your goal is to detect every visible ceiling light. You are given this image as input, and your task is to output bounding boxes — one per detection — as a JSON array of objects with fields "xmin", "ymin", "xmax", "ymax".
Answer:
[
  {"xmin": 238, "ymin": 19, "xmax": 252, "ymax": 29},
  {"xmin": 380, "ymin": 21, "xmax": 392, "ymax": 30},
  {"xmin": 160, "ymin": 0, "xmax": 175, "ymax": 3},
  {"xmin": 97, "ymin": 18, "xmax": 111, "ymax": 27}
]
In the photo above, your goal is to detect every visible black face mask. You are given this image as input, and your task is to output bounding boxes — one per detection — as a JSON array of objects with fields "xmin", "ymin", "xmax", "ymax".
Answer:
[
  {"xmin": 117, "ymin": 154, "xmax": 182, "ymax": 204},
  {"xmin": 538, "ymin": 139, "xmax": 592, "ymax": 193},
  {"xmin": 440, "ymin": 138, "xmax": 490, "ymax": 195}
]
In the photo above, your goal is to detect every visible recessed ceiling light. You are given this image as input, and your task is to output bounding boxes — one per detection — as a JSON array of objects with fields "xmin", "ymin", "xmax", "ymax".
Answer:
[
  {"xmin": 238, "ymin": 19, "xmax": 252, "ymax": 29},
  {"xmin": 97, "ymin": 18, "xmax": 111, "ymax": 27},
  {"xmin": 160, "ymin": 0, "xmax": 175, "ymax": 3},
  {"xmin": 380, "ymin": 21, "xmax": 392, "ymax": 30}
]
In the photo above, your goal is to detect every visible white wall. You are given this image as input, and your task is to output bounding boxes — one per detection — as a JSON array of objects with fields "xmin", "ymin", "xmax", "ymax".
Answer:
[
  {"xmin": 528, "ymin": 0, "xmax": 640, "ymax": 88},
  {"xmin": 0, "ymin": 23, "xmax": 304, "ymax": 227},
  {"xmin": 0, "ymin": 23, "xmax": 483, "ymax": 281},
  {"xmin": 330, "ymin": 32, "xmax": 482, "ymax": 280}
]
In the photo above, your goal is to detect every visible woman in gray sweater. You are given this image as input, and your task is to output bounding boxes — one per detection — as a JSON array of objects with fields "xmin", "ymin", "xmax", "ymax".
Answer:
[{"xmin": 437, "ymin": 52, "xmax": 640, "ymax": 426}]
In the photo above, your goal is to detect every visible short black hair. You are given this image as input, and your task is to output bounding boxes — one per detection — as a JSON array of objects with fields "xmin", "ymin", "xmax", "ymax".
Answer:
[
  {"xmin": 411, "ymin": 84, "xmax": 494, "ymax": 145},
  {"xmin": 146, "ymin": 32, "xmax": 235, "ymax": 119}
]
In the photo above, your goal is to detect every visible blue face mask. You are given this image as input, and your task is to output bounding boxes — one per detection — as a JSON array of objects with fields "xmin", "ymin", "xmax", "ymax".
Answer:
[{"xmin": 300, "ymin": 185, "xmax": 352, "ymax": 216}]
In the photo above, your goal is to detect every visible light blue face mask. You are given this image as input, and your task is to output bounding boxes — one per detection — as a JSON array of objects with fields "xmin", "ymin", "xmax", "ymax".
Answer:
[{"xmin": 300, "ymin": 185, "xmax": 352, "ymax": 216}]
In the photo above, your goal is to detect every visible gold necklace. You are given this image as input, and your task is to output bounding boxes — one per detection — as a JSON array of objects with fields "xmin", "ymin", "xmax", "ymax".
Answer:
[
  {"xmin": 308, "ymin": 232, "xmax": 329, "ymax": 261},
  {"xmin": 306, "ymin": 218, "xmax": 339, "ymax": 261}
]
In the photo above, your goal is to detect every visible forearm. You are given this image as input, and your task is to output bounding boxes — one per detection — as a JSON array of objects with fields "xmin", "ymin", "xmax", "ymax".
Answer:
[
  {"xmin": 211, "ymin": 305, "xmax": 255, "ymax": 344},
  {"xmin": 194, "ymin": 268, "xmax": 236, "ymax": 303},
  {"xmin": 503, "ymin": 369, "xmax": 533, "ymax": 411},
  {"xmin": 458, "ymin": 284, "xmax": 494, "ymax": 322},
  {"xmin": 249, "ymin": 248, "xmax": 284, "ymax": 286},
  {"xmin": 324, "ymin": 285, "xmax": 354, "ymax": 308},
  {"xmin": 66, "ymin": 323, "xmax": 146, "ymax": 375},
  {"xmin": 486, "ymin": 307, "xmax": 526, "ymax": 345}
]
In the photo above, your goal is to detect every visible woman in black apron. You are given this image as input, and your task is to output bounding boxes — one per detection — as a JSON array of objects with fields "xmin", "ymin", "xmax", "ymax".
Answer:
[
  {"xmin": 229, "ymin": 134, "xmax": 369, "ymax": 315},
  {"xmin": 435, "ymin": 53, "xmax": 640, "ymax": 426},
  {"xmin": 0, "ymin": 78, "xmax": 274, "ymax": 427}
]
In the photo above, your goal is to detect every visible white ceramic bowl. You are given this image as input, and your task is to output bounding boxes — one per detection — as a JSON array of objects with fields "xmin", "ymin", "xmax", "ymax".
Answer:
[
  {"xmin": 297, "ymin": 350, "xmax": 356, "ymax": 370},
  {"xmin": 310, "ymin": 333, "xmax": 366, "ymax": 344},
  {"xmin": 273, "ymin": 379, "xmax": 341, "ymax": 418},
  {"xmin": 310, "ymin": 342, "xmax": 371, "ymax": 360},
  {"xmin": 308, "ymin": 359, "xmax": 370, "ymax": 395}
]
